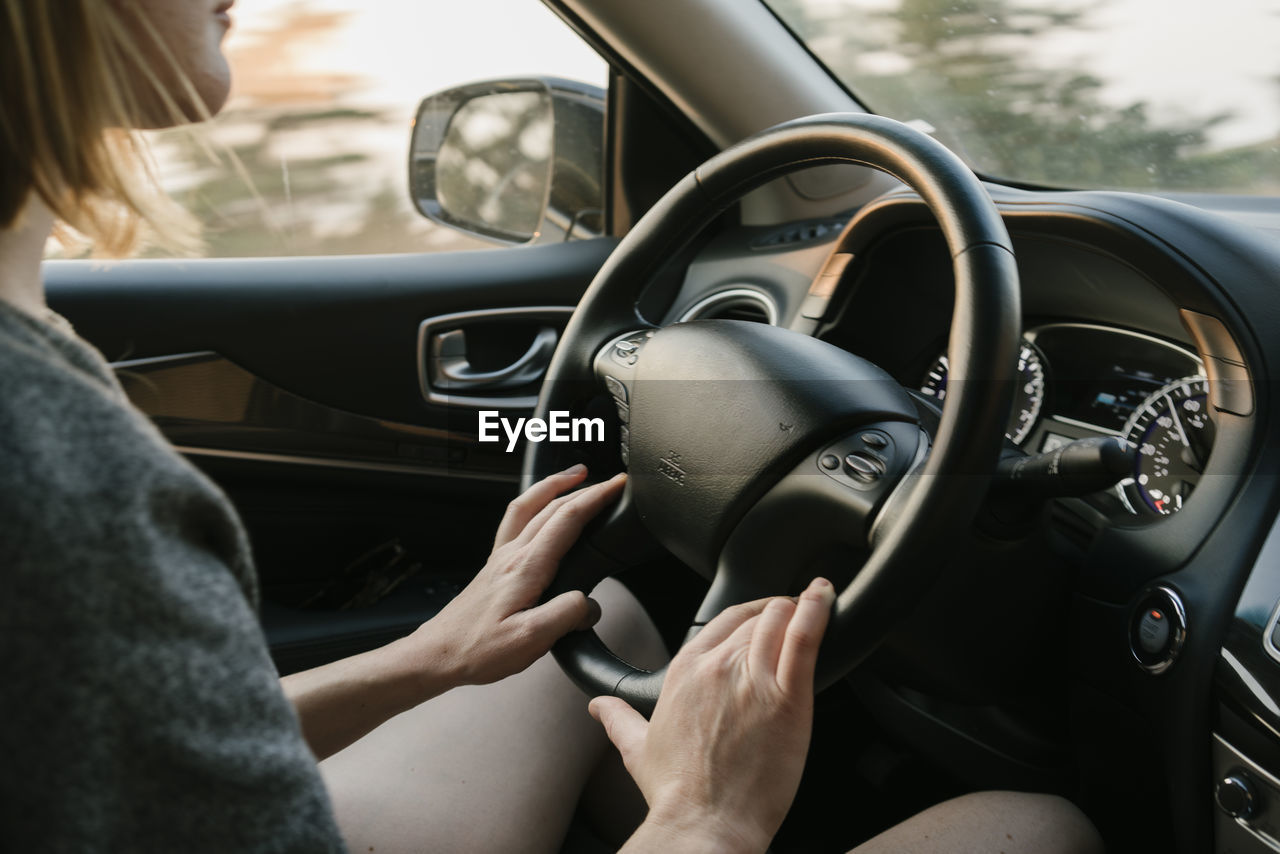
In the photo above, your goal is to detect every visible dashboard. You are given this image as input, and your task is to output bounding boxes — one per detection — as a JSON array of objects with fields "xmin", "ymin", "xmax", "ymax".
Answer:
[{"xmin": 665, "ymin": 182, "xmax": 1280, "ymax": 852}]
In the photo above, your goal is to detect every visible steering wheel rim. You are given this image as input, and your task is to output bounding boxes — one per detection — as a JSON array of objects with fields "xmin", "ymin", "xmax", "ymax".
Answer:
[{"xmin": 524, "ymin": 112, "xmax": 1020, "ymax": 716}]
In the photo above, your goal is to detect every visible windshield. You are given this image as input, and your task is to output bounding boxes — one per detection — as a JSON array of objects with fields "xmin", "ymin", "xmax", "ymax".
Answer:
[{"xmin": 766, "ymin": 0, "xmax": 1280, "ymax": 195}]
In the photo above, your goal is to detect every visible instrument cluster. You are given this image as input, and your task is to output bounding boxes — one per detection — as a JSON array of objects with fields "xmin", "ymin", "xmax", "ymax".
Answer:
[{"xmin": 918, "ymin": 323, "xmax": 1208, "ymax": 518}]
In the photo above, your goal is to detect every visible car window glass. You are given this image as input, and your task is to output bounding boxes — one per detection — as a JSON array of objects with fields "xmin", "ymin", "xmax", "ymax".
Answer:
[
  {"xmin": 61, "ymin": 2, "xmax": 606, "ymax": 259},
  {"xmin": 767, "ymin": 0, "xmax": 1280, "ymax": 195}
]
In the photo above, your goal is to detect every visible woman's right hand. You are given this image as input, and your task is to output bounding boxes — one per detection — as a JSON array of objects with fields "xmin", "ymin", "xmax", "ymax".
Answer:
[{"xmin": 590, "ymin": 578, "xmax": 836, "ymax": 853}]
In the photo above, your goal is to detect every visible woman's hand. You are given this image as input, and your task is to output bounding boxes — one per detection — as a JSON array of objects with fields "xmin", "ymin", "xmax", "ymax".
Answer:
[
  {"xmin": 283, "ymin": 465, "xmax": 621, "ymax": 760},
  {"xmin": 409, "ymin": 465, "xmax": 624, "ymax": 689},
  {"xmin": 590, "ymin": 578, "xmax": 835, "ymax": 853}
]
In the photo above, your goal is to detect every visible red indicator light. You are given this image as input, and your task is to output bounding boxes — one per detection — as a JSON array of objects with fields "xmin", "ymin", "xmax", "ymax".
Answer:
[{"xmin": 1151, "ymin": 610, "xmax": 1163, "ymax": 620}]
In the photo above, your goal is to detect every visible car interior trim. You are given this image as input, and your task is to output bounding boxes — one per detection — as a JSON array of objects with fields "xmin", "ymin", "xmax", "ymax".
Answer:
[
  {"xmin": 1213, "ymin": 734, "xmax": 1280, "ymax": 853},
  {"xmin": 1222, "ymin": 649, "xmax": 1280, "ymax": 722},
  {"xmin": 1024, "ymin": 321, "xmax": 1204, "ymax": 368},
  {"xmin": 1261, "ymin": 599, "xmax": 1280, "ymax": 669},
  {"xmin": 675, "ymin": 286, "xmax": 779, "ymax": 325},
  {"xmin": 416, "ymin": 306, "xmax": 576, "ymax": 409},
  {"xmin": 111, "ymin": 351, "xmax": 218, "ymax": 371},
  {"xmin": 172, "ymin": 446, "xmax": 517, "ymax": 483},
  {"xmin": 111, "ymin": 351, "xmax": 525, "ymax": 480}
]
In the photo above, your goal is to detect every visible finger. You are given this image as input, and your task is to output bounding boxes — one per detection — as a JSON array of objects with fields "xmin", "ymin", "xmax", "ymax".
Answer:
[
  {"xmin": 748, "ymin": 597, "xmax": 797, "ymax": 679},
  {"xmin": 493, "ymin": 464, "xmax": 587, "ymax": 548},
  {"xmin": 589, "ymin": 696, "xmax": 649, "ymax": 771},
  {"xmin": 509, "ymin": 491, "xmax": 575, "ymax": 549},
  {"xmin": 512, "ymin": 471, "xmax": 624, "ymax": 550},
  {"xmin": 514, "ymin": 589, "xmax": 596, "ymax": 652},
  {"xmin": 777, "ymin": 578, "xmax": 835, "ymax": 695},
  {"xmin": 578, "ymin": 596, "xmax": 603, "ymax": 631},
  {"xmin": 522, "ymin": 473, "xmax": 627, "ymax": 567},
  {"xmin": 680, "ymin": 597, "xmax": 774, "ymax": 656}
]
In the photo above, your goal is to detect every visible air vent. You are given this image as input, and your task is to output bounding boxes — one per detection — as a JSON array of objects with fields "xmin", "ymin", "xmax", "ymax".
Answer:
[{"xmin": 678, "ymin": 288, "xmax": 779, "ymax": 325}]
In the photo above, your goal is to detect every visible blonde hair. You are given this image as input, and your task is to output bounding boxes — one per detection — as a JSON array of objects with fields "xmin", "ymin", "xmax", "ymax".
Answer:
[{"xmin": 0, "ymin": 0, "xmax": 210, "ymax": 256}]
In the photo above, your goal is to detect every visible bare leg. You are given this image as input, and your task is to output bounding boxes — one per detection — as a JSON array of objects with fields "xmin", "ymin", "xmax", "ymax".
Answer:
[
  {"xmin": 320, "ymin": 578, "xmax": 667, "ymax": 854},
  {"xmin": 850, "ymin": 791, "xmax": 1104, "ymax": 854}
]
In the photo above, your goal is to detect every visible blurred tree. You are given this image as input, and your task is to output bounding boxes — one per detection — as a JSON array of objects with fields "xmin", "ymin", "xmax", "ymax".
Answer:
[{"xmin": 770, "ymin": 0, "xmax": 1278, "ymax": 192}]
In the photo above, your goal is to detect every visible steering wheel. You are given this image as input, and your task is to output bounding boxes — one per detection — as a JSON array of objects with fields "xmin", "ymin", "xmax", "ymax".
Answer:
[{"xmin": 523, "ymin": 113, "xmax": 1020, "ymax": 716}]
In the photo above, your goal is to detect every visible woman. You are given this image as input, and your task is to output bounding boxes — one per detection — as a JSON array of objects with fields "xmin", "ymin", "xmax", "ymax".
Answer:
[
  {"xmin": 0, "ymin": 1, "xmax": 818, "ymax": 850},
  {"xmin": 0, "ymin": 1, "xmax": 665, "ymax": 850},
  {"xmin": 0, "ymin": 2, "xmax": 1102, "ymax": 852}
]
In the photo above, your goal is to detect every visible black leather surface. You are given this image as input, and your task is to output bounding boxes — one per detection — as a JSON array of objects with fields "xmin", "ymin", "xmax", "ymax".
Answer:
[{"xmin": 627, "ymin": 320, "xmax": 916, "ymax": 574}]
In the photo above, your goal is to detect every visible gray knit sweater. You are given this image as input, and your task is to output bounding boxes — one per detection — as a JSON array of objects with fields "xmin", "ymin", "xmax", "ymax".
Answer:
[{"xmin": 0, "ymin": 302, "xmax": 345, "ymax": 852}]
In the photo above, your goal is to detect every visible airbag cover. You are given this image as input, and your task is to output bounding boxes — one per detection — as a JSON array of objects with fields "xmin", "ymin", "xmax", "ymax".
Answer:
[{"xmin": 628, "ymin": 320, "xmax": 917, "ymax": 573}]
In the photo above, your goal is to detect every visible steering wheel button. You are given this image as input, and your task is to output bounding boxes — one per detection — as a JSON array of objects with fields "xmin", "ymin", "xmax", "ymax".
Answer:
[
  {"xmin": 844, "ymin": 451, "xmax": 885, "ymax": 482},
  {"xmin": 860, "ymin": 432, "xmax": 889, "ymax": 450},
  {"xmin": 820, "ymin": 454, "xmax": 841, "ymax": 471},
  {"xmin": 604, "ymin": 375, "xmax": 628, "ymax": 403},
  {"xmin": 614, "ymin": 340, "xmax": 639, "ymax": 356},
  {"xmin": 615, "ymin": 401, "xmax": 630, "ymax": 423}
]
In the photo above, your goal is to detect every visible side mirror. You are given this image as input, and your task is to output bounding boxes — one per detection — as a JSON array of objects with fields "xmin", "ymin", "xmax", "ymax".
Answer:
[{"xmin": 409, "ymin": 78, "xmax": 605, "ymax": 245}]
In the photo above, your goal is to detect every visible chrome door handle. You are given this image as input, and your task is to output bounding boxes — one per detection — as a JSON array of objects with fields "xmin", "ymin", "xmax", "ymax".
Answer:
[
  {"xmin": 431, "ymin": 326, "xmax": 558, "ymax": 391},
  {"xmin": 416, "ymin": 306, "xmax": 575, "ymax": 408}
]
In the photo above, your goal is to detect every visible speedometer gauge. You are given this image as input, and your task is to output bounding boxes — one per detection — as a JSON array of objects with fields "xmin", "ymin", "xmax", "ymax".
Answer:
[
  {"xmin": 1120, "ymin": 376, "xmax": 1213, "ymax": 516},
  {"xmin": 920, "ymin": 339, "xmax": 1046, "ymax": 445}
]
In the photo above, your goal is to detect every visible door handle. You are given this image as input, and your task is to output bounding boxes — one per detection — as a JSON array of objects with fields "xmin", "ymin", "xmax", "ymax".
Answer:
[
  {"xmin": 416, "ymin": 306, "xmax": 575, "ymax": 408},
  {"xmin": 430, "ymin": 326, "xmax": 558, "ymax": 391}
]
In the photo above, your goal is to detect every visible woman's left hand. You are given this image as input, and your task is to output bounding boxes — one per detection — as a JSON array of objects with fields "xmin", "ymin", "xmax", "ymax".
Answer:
[{"xmin": 408, "ymin": 465, "xmax": 623, "ymax": 689}]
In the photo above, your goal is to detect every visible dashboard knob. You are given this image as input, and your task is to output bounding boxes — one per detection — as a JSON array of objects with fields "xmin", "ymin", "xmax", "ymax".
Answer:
[{"xmin": 1216, "ymin": 773, "xmax": 1258, "ymax": 820}]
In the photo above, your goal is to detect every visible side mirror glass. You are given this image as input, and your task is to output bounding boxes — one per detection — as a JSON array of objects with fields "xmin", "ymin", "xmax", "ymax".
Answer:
[{"xmin": 409, "ymin": 79, "xmax": 604, "ymax": 245}]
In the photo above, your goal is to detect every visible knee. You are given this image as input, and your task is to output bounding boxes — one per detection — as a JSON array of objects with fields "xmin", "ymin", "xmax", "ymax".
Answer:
[{"xmin": 948, "ymin": 791, "xmax": 1104, "ymax": 854}]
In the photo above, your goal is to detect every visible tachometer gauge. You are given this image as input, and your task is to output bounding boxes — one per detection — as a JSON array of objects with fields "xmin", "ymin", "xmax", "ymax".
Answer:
[
  {"xmin": 920, "ymin": 339, "xmax": 1046, "ymax": 445},
  {"xmin": 1120, "ymin": 376, "xmax": 1213, "ymax": 516}
]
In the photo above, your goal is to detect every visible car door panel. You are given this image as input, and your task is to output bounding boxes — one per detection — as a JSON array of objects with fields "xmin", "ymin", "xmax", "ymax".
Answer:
[
  {"xmin": 42, "ymin": 239, "xmax": 614, "ymax": 672},
  {"xmin": 44, "ymin": 239, "xmax": 614, "ymax": 424}
]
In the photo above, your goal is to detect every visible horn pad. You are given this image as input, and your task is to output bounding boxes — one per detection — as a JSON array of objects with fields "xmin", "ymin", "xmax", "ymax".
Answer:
[{"xmin": 627, "ymin": 320, "xmax": 917, "ymax": 573}]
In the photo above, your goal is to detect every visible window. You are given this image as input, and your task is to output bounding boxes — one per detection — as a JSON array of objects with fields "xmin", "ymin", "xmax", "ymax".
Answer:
[
  {"xmin": 148, "ymin": 1, "xmax": 607, "ymax": 258},
  {"xmin": 767, "ymin": 0, "xmax": 1280, "ymax": 194}
]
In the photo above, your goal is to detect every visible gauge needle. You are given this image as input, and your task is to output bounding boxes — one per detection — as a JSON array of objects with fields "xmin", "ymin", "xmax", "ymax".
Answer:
[{"xmin": 1164, "ymin": 393, "xmax": 1202, "ymax": 471}]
